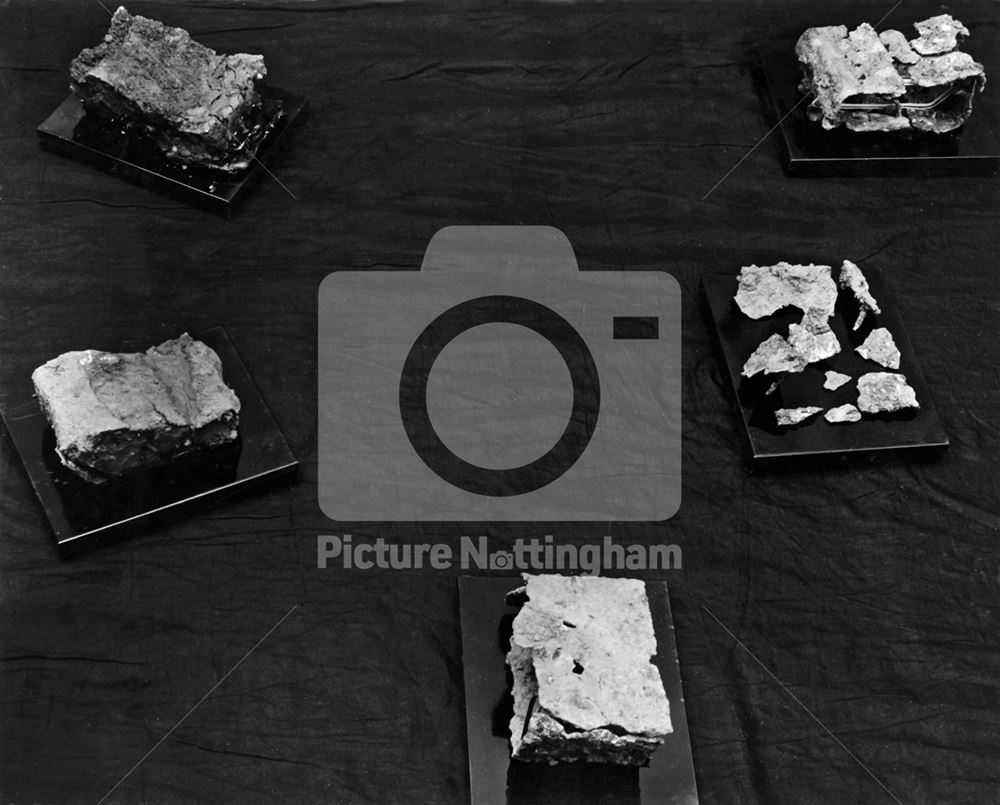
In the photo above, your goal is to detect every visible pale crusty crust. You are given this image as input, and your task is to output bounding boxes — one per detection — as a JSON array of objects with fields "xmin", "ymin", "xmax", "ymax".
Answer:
[
  {"xmin": 32, "ymin": 333, "xmax": 240, "ymax": 481},
  {"xmin": 70, "ymin": 6, "xmax": 267, "ymax": 170},
  {"xmin": 857, "ymin": 372, "xmax": 919, "ymax": 413},
  {"xmin": 506, "ymin": 574, "xmax": 672, "ymax": 765}
]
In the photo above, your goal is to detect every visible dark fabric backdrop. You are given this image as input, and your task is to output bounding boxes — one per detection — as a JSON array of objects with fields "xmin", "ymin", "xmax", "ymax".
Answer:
[{"xmin": 1, "ymin": 1, "xmax": 999, "ymax": 803}]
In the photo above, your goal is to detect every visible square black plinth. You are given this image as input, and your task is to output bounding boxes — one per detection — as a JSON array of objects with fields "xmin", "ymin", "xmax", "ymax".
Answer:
[
  {"xmin": 459, "ymin": 576, "xmax": 698, "ymax": 805},
  {"xmin": 702, "ymin": 269, "xmax": 949, "ymax": 473},
  {"xmin": 2, "ymin": 327, "xmax": 298, "ymax": 555},
  {"xmin": 37, "ymin": 86, "xmax": 306, "ymax": 215},
  {"xmin": 758, "ymin": 47, "xmax": 1000, "ymax": 177}
]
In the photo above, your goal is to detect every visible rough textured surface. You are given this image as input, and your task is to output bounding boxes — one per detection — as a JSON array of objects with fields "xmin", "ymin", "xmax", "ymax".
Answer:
[
  {"xmin": 787, "ymin": 312, "xmax": 841, "ymax": 363},
  {"xmin": 775, "ymin": 406, "xmax": 823, "ymax": 426},
  {"xmin": 907, "ymin": 52, "xmax": 984, "ymax": 87},
  {"xmin": 796, "ymin": 23, "xmax": 903, "ymax": 130},
  {"xmin": 879, "ymin": 30, "xmax": 920, "ymax": 65},
  {"xmin": 31, "ymin": 333, "xmax": 240, "ymax": 481},
  {"xmin": 70, "ymin": 6, "xmax": 267, "ymax": 171},
  {"xmin": 824, "ymin": 370, "xmax": 852, "ymax": 391},
  {"xmin": 910, "ymin": 15, "xmax": 969, "ymax": 57},
  {"xmin": 825, "ymin": 404, "xmax": 862, "ymax": 423},
  {"xmin": 857, "ymin": 327, "xmax": 901, "ymax": 369},
  {"xmin": 796, "ymin": 15, "xmax": 985, "ymax": 133},
  {"xmin": 742, "ymin": 333, "xmax": 807, "ymax": 378},
  {"xmin": 838, "ymin": 260, "xmax": 881, "ymax": 330},
  {"xmin": 506, "ymin": 574, "xmax": 671, "ymax": 765},
  {"xmin": 735, "ymin": 263, "xmax": 836, "ymax": 320},
  {"xmin": 857, "ymin": 372, "xmax": 919, "ymax": 413}
]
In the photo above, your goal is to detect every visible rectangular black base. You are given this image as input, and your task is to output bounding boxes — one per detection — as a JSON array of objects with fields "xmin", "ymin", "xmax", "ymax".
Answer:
[
  {"xmin": 758, "ymin": 47, "xmax": 999, "ymax": 177},
  {"xmin": 3, "ymin": 327, "xmax": 298, "ymax": 555},
  {"xmin": 701, "ymin": 269, "xmax": 949, "ymax": 473},
  {"xmin": 459, "ymin": 576, "xmax": 698, "ymax": 805},
  {"xmin": 37, "ymin": 86, "xmax": 307, "ymax": 215}
]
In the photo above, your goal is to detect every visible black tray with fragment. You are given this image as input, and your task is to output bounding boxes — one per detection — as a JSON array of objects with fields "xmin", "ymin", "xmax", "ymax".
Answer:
[
  {"xmin": 37, "ymin": 85, "xmax": 306, "ymax": 214},
  {"xmin": 756, "ymin": 37, "xmax": 999, "ymax": 177},
  {"xmin": 701, "ymin": 267, "xmax": 949, "ymax": 473},
  {"xmin": 459, "ymin": 576, "xmax": 698, "ymax": 805},
  {"xmin": 1, "ymin": 327, "xmax": 299, "ymax": 555}
]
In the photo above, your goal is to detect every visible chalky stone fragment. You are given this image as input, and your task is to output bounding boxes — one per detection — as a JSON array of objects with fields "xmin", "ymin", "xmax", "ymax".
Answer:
[
  {"xmin": 838, "ymin": 260, "xmax": 881, "ymax": 330},
  {"xmin": 506, "ymin": 574, "xmax": 672, "ymax": 765},
  {"xmin": 910, "ymin": 14, "xmax": 969, "ymax": 56},
  {"xmin": 857, "ymin": 327, "xmax": 901, "ymax": 369},
  {"xmin": 857, "ymin": 372, "xmax": 919, "ymax": 413},
  {"xmin": 735, "ymin": 263, "xmax": 837, "ymax": 321},
  {"xmin": 32, "ymin": 334, "xmax": 240, "ymax": 483},
  {"xmin": 879, "ymin": 30, "xmax": 920, "ymax": 64},
  {"xmin": 775, "ymin": 406, "xmax": 823, "ymax": 426},
  {"xmin": 825, "ymin": 404, "xmax": 862, "ymax": 423},
  {"xmin": 824, "ymin": 371, "xmax": 852, "ymax": 391},
  {"xmin": 787, "ymin": 312, "xmax": 841, "ymax": 363},
  {"xmin": 742, "ymin": 334, "xmax": 807, "ymax": 378}
]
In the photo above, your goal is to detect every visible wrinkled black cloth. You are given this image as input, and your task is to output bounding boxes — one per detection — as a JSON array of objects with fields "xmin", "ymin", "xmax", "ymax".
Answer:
[{"xmin": 1, "ymin": 1, "xmax": 999, "ymax": 803}]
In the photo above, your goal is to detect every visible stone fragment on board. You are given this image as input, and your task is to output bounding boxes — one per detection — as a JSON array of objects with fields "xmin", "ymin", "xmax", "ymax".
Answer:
[
  {"xmin": 857, "ymin": 372, "xmax": 919, "ymax": 413},
  {"xmin": 825, "ymin": 404, "xmax": 862, "ymax": 423},
  {"xmin": 824, "ymin": 370, "xmax": 852, "ymax": 391},
  {"xmin": 909, "ymin": 14, "xmax": 969, "ymax": 56},
  {"xmin": 775, "ymin": 407, "xmax": 823, "ymax": 426},
  {"xmin": 795, "ymin": 16, "xmax": 985, "ymax": 133},
  {"xmin": 742, "ymin": 334, "xmax": 808, "ymax": 378},
  {"xmin": 837, "ymin": 260, "xmax": 881, "ymax": 330},
  {"xmin": 506, "ymin": 574, "xmax": 672, "ymax": 766},
  {"xmin": 735, "ymin": 263, "xmax": 837, "ymax": 321},
  {"xmin": 856, "ymin": 327, "xmax": 901, "ymax": 369},
  {"xmin": 787, "ymin": 312, "xmax": 841, "ymax": 363}
]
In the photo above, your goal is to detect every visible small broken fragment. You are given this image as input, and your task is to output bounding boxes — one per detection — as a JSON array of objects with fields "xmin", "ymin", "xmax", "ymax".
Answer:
[
  {"xmin": 857, "ymin": 327, "xmax": 901, "ymax": 369},
  {"xmin": 824, "ymin": 370, "xmax": 852, "ymax": 390},
  {"xmin": 857, "ymin": 372, "xmax": 919, "ymax": 413},
  {"xmin": 735, "ymin": 263, "xmax": 837, "ymax": 321},
  {"xmin": 742, "ymin": 333, "xmax": 807, "ymax": 378},
  {"xmin": 907, "ymin": 51, "xmax": 984, "ymax": 87},
  {"xmin": 838, "ymin": 260, "xmax": 881, "ymax": 330},
  {"xmin": 825, "ymin": 404, "xmax": 862, "ymax": 423},
  {"xmin": 910, "ymin": 14, "xmax": 969, "ymax": 56},
  {"xmin": 775, "ymin": 406, "xmax": 823, "ymax": 426},
  {"xmin": 787, "ymin": 311, "xmax": 841, "ymax": 363}
]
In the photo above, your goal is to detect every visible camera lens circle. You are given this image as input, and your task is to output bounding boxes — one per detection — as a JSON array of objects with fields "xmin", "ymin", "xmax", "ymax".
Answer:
[{"xmin": 399, "ymin": 295, "xmax": 600, "ymax": 497}]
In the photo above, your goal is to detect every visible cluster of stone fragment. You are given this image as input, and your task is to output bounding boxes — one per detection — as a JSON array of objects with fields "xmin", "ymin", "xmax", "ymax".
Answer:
[
  {"xmin": 736, "ymin": 261, "xmax": 918, "ymax": 427},
  {"xmin": 796, "ymin": 14, "xmax": 986, "ymax": 133}
]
